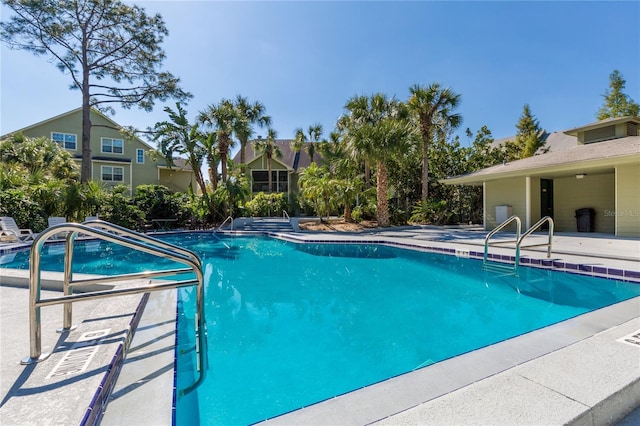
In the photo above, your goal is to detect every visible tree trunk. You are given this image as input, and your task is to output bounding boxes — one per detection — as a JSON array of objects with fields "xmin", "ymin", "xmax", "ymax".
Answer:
[
  {"xmin": 81, "ymin": 67, "xmax": 92, "ymax": 183},
  {"xmin": 421, "ymin": 127, "xmax": 431, "ymax": 202},
  {"xmin": 364, "ymin": 161, "xmax": 371, "ymax": 188},
  {"xmin": 191, "ymin": 154, "xmax": 208, "ymax": 196},
  {"xmin": 267, "ymin": 156, "xmax": 272, "ymax": 193},
  {"xmin": 344, "ymin": 205, "xmax": 352, "ymax": 222},
  {"xmin": 219, "ymin": 133, "xmax": 231, "ymax": 182},
  {"xmin": 240, "ymin": 140, "xmax": 246, "ymax": 164},
  {"xmin": 208, "ymin": 167, "xmax": 217, "ymax": 190},
  {"xmin": 376, "ymin": 160, "xmax": 390, "ymax": 227}
]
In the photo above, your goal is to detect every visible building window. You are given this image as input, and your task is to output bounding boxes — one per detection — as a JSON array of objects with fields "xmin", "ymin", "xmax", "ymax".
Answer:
[
  {"xmin": 51, "ymin": 132, "xmax": 77, "ymax": 150},
  {"xmin": 136, "ymin": 149, "xmax": 144, "ymax": 164},
  {"xmin": 102, "ymin": 138, "xmax": 124, "ymax": 154},
  {"xmin": 251, "ymin": 170, "xmax": 288, "ymax": 193},
  {"xmin": 102, "ymin": 166, "xmax": 124, "ymax": 182}
]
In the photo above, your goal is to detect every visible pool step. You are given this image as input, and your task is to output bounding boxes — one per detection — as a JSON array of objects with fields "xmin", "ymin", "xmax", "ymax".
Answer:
[
  {"xmin": 235, "ymin": 218, "xmax": 294, "ymax": 233},
  {"xmin": 482, "ymin": 261, "xmax": 517, "ymax": 276}
]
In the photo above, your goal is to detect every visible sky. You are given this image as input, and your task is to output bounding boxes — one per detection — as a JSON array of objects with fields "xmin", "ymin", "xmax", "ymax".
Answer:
[{"xmin": 1, "ymin": 1, "xmax": 639, "ymax": 155}]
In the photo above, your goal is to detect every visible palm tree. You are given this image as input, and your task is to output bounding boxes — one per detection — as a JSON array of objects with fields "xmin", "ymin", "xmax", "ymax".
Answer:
[
  {"xmin": 299, "ymin": 162, "xmax": 336, "ymax": 222},
  {"xmin": 233, "ymin": 95, "xmax": 271, "ymax": 164},
  {"xmin": 292, "ymin": 123, "xmax": 323, "ymax": 164},
  {"xmin": 215, "ymin": 162, "xmax": 250, "ymax": 217},
  {"xmin": 153, "ymin": 102, "xmax": 209, "ymax": 198},
  {"xmin": 407, "ymin": 83, "xmax": 462, "ymax": 202},
  {"xmin": 198, "ymin": 99, "xmax": 237, "ymax": 183},
  {"xmin": 340, "ymin": 94, "xmax": 411, "ymax": 227},
  {"xmin": 253, "ymin": 128, "xmax": 282, "ymax": 193}
]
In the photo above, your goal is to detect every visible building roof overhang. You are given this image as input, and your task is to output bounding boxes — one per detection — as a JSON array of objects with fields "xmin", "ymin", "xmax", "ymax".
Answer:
[
  {"xmin": 442, "ymin": 136, "xmax": 640, "ymax": 186},
  {"xmin": 563, "ymin": 116, "xmax": 640, "ymax": 136}
]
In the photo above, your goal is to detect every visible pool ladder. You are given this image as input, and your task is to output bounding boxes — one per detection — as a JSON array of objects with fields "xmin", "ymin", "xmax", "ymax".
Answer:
[
  {"xmin": 21, "ymin": 219, "xmax": 207, "ymax": 395},
  {"xmin": 483, "ymin": 216, "xmax": 554, "ymax": 276}
]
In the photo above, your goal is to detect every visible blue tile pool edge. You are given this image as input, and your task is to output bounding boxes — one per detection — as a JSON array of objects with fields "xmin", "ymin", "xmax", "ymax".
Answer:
[{"xmin": 269, "ymin": 233, "xmax": 640, "ymax": 284}]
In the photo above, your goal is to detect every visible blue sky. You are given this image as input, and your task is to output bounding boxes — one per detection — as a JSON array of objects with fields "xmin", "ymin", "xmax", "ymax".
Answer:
[{"xmin": 1, "ymin": 1, "xmax": 639, "ymax": 152}]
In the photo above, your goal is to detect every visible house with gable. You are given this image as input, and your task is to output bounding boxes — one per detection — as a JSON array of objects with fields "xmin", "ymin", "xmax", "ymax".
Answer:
[
  {"xmin": 444, "ymin": 116, "xmax": 640, "ymax": 237},
  {"xmin": 2, "ymin": 108, "xmax": 196, "ymax": 194},
  {"xmin": 232, "ymin": 138, "xmax": 321, "ymax": 201}
]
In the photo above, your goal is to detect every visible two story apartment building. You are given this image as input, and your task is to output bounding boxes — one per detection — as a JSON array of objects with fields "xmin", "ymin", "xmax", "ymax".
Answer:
[{"xmin": 2, "ymin": 108, "xmax": 195, "ymax": 193}]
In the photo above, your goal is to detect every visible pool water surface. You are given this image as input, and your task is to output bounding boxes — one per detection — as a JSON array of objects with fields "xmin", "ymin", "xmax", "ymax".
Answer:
[{"xmin": 168, "ymin": 235, "xmax": 640, "ymax": 425}]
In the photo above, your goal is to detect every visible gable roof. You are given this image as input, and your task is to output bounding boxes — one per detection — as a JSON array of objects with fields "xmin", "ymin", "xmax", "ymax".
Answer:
[
  {"xmin": 232, "ymin": 139, "xmax": 322, "ymax": 171},
  {"xmin": 1, "ymin": 107, "xmax": 156, "ymax": 151},
  {"xmin": 444, "ymin": 135, "xmax": 640, "ymax": 185}
]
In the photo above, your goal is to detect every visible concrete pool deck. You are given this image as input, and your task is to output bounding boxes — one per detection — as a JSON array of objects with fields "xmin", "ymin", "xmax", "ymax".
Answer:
[{"xmin": 0, "ymin": 226, "xmax": 639, "ymax": 425}]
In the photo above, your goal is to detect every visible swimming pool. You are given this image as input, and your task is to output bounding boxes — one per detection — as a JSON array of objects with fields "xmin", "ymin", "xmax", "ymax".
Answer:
[
  {"xmin": 168, "ymin": 235, "xmax": 640, "ymax": 425},
  {"xmin": 2, "ymin": 234, "xmax": 639, "ymax": 425}
]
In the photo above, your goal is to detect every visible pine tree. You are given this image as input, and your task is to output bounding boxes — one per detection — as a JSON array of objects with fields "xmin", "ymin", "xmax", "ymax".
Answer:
[
  {"xmin": 514, "ymin": 104, "xmax": 545, "ymax": 159},
  {"xmin": 597, "ymin": 70, "xmax": 640, "ymax": 120}
]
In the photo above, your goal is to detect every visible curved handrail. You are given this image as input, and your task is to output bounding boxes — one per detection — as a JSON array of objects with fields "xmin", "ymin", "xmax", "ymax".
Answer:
[
  {"xmin": 282, "ymin": 210, "xmax": 290, "ymax": 221},
  {"xmin": 216, "ymin": 216, "xmax": 234, "ymax": 231},
  {"xmin": 23, "ymin": 220, "xmax": 207, "ymax": 395},
  {"xmin": 515, "ymin": 216, "xmax": 554, "ymax": 275},
  {"xmin": 483, "ymin": 215, "xmax": 521, "ymax": 266}
]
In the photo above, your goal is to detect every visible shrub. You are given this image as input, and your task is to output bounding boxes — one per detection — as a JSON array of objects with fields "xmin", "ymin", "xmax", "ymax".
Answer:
[
  {"xmin": 135, "ymin": 185, "xmax": 182, "ymax": 220},
  {"xmin": 0, "ymin": 188, "xmax": 47, "ymax": 231},
  {"xmin": 100, "ymin": 186, "xmax": 146, "ymax": 231},
  {"xmin": 410, "ymin": 200, "xmax": 457, "ymax": 225},
  {"xmin": 245, "ymin": 192, "xmax": 288, "ymax": 217}
]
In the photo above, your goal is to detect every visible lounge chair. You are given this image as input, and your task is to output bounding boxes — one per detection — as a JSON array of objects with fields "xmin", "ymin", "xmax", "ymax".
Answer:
[
  {"xmin": 47, "ymin": 216, "xmax": 68, "ymax": 239},
  {"xmin": 0, "ymin": 216, "xmax": 36, "ymax": 242},
  {"xmin": 85, "ymin": 216, "xmax": 99, "ymax": 222}
]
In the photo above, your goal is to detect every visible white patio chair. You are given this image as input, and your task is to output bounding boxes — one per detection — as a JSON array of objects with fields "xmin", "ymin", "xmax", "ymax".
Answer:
[
  {"xmin": 0, "ymin": 216, "xmax": 36, "ymax": 242},
  {"xmin": 47, "ymin": 216, "xmax": 68, "ymax": 239}
]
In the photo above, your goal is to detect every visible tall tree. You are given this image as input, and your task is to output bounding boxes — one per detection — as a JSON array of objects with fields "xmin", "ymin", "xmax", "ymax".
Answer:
[
  {"xmin": 253, "ymin": 128, "xmax": 282, "ymax": 193},
  {"xmin": 233, "ymin": 96, "xmax": 271, "ymax": 164},
  {"xmin": 407, "ymin": 83, "xmax": 462, "ymax": 202},
  {"xmin": 340, "ymin": 94, "xmax": 411, "ymax": 227},
  {"xmin": 198, "ymin": 99, "xmax": 237, "ymax": 183},
  {"xmin": 1, "ymin": 0, "xmax": 191, "ymax": 183},
  {"xmin": 597, "ymin": 70, "xmax": 640, "ymax": 120},
  {"xmin": 513, "ymin": 104, "xmax": 545, "ymax": 159}
]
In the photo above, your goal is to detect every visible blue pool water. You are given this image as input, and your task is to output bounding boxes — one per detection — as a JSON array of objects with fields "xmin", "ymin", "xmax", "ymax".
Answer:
[{"xmin": 2, "ymin": 234, "xmax": 639, "ymax": 425}]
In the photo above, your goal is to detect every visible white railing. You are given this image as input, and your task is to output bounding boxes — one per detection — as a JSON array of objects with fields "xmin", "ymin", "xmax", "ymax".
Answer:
[{"xmin": 217, "ymin": 216, "xmax": 234, "ymax": 231}]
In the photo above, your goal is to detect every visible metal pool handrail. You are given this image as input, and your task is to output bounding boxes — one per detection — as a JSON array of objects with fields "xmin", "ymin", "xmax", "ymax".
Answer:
[
  {"xmin": 22, "ymin": 220, "xmax": 207, "ymax": 395},
  {"xmin": 217, "ymin": 216, "xmax": 234, "ymax": 231},
  {"xmin": 515, "ymin": 216, "xmax": 554, "ymax": 275},
  {"xmin": 483, "ymin": 215, "xmax": 522, "ymax": 267}
]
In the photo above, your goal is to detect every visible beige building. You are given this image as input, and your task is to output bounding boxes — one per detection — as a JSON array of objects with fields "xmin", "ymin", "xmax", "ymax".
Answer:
[
  {"xmin": 232, "ymin": 139, "xmax": 320, "ymax": 201},
  {"xmin": 2, "ymin": 108, "xmax": 195, "ymax": 194},
  {"xmin": 444, "ymin": 117, "xmax": 640, "ymax": 237}
]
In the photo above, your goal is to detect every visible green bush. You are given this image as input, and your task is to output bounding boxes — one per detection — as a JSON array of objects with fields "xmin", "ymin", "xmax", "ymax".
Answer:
[
  {"xmin": 410, "ymin": 200, "xmax": 457, "ymax": 225},
  {"xmin": 245, "ymin": 192, "xmax": 288, "ymax": 217},
  {"xmin": 100, "ymin": 186, "xmax": 146, "ymax": 231},
  {"xmin": 0, "ymin": 189, "xmax": 47, "ymax": 231},
  {"xmin": 134, "ymin": 185, "xmax": 185, "ymax": 224}
]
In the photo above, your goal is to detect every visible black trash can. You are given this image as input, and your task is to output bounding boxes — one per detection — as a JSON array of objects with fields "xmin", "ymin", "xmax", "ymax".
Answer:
[{"xmin": 575, "ymin": 208, "xmax": 596, "ymax": 232}]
